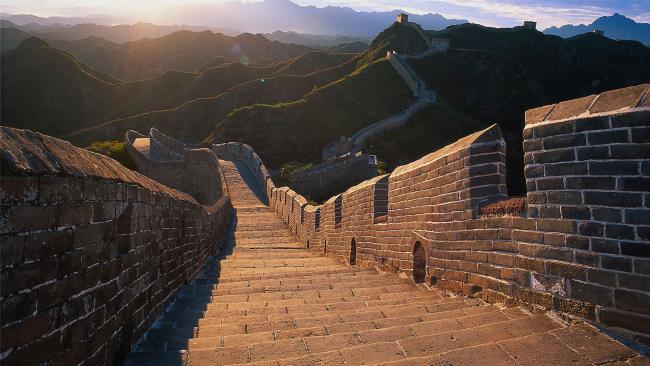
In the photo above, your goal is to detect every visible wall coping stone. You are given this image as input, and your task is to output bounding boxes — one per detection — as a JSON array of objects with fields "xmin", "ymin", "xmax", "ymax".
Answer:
[{"xmin": 525, "ymin": 84, "xmax": 650, "ymax": 125}]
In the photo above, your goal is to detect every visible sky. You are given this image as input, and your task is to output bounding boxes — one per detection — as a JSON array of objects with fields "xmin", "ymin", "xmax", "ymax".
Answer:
[{"xmin": 1, "ymin": 0, "xmax": 649, "ymax": 28}]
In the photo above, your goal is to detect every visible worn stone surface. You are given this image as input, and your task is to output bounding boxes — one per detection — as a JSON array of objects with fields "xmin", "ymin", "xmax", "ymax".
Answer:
[{"xmin": 121, "ymin": 159, "xmax": 644, "ymax": 365}]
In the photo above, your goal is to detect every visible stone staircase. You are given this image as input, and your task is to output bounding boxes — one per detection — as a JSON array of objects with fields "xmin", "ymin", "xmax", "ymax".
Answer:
[{"xmin": 123, "ymin": 160, "xmax": 645, "ymax": 366}]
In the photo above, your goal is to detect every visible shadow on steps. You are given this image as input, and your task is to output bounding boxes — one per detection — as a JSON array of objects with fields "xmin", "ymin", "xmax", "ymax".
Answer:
[{"xmin": 123, "ymin": 216, "xmax": 241, "ymax": 365}]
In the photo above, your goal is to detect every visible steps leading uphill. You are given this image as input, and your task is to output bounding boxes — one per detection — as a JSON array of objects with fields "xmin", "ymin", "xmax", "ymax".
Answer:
[{"xmin": 124, "ymin": 160, "xmax": 646, "ymax": 366}]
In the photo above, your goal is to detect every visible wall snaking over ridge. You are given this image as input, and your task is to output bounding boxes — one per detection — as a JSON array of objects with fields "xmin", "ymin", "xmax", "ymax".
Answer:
[
  {"xmin": 322, "ymin": 51, "xmax": 435, "ymax": 160},
  {"xmin": 217, "ymin": 84, "xmax": 650, "ymax": 346},
  {"xmin": 0, "ymin": 127, "xmax": 232, "ymax": 365}
]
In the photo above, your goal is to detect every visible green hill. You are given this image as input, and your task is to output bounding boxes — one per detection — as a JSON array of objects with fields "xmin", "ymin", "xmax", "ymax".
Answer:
[
  {"xmin": 3, "ymin": 23, "xmax": 649, "ymax": 198},
  {"xmin": 47, "ymin": 36, "xmax": 118, "ymax": 57},
  {"xmin": 357, "ymin": 22, "xmax": 429, "ymax": 67},
  {"xmin": 366, "ymin": 104, "xmax": 485, "ymax": 169},
  {"xmin": 270, "ymin": 51, "xmax": 357, "ymax": 76},
  {"xmin": 68, "ymin": 55, "xmax": 360, "ymax": 145},
  {"xmin": 327, "ymin": 41, "xmax": 369, "ymax": 53},
  {"xmin": 0, "ymin": 27, "xmax": 32, "ymax": 51},
  {"xmin": 69, "ymin": 30, "xmax": 316, "ymax": 81},
  {"xmin": 0, "ymin": 37, "xmax": 118, "ymax": 136},
  {"xmin": 2, "ymin": 37, "xmax": 352, "ymax": 140},
  {"xmin": 432, "ymin": 24, "xmax": 650, "ymax": 101},
  {"xmin": 209, "ymin": 59, "xmax": 413, "ymax": 167}
]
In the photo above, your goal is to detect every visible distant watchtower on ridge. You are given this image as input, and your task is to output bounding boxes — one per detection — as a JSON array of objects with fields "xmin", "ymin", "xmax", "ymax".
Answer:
[
  {"xmin": 392, "ymin": 12, "xmax": 450, "ymax": 54},
  {"xmin": 523, "ymin": 21, "xmax": 537, "ymax": 30}
]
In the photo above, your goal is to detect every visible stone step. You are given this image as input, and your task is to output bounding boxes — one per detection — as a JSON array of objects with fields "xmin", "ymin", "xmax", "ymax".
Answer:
[
  {"xmin": 226, "ymin": 237, "xmax": 303, "ymax": 245},
  {"xmin": 213, "ymin": 250, "xmax": 316, "ymax": 260},
  {"xmin": 172, "ymin": 288, "xmax": 438, "ymax": 316},
  {"xmin": 229, "ymin": 243, "xmax": 306, "ymax": 250},
  {"xmin": 235, "ymin": 207, "xmax": 272, "ymax": 213},
  {"xmin": 157, "ymin": 291, "xmax": 457, "ymax": 327},
  {"xmin": 125, "ymin": 159, "xmax": 642, "ymax": 366},
  {"xmin": 180, "ymin": 280, "xmax": 424, "ymax": 305},
  {"xmin": 204, "ymin": 275, "xmax": 406, "ymax": 294},
  {"xmin": 231, "ymin": 229, "xmax": 294, "ymax": 239},
  {"xmin": 194, "ymin": 295, "xmax": 469, "ymax": 326},
  {"xmin": 213, "ymin": 259, "xmax": 339, "ymax": 270},
  {"xmin": 232, "ymin": 224, "xmax": 289, "ymax": 231},
  {"xmin": 189, "ymin": 304, "xmax": 503, "ymax": 345},
  {"xmin": 208, "ymin": 267, "xmax": 372, "ymax": 283},
  {"xmin": 182, "ymin": 313, "xmax": 559, "ymax": 365},
  {"xmin": 186, "ymin": 272, "xmax": 399, "ymax": 296}
]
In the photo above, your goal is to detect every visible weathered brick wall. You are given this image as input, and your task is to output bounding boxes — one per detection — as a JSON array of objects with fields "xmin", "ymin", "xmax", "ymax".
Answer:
[
  {"xmin": 125, "ymin": 130, "xmax": 226, "ymax": 206},
  {"xmin": 387, "ymin": 51, "xmax": 422, "ymax": 95},
  {"xmin": 1, "ymin": 127, "xmax": 232, "ymax": 365},
  {"xmin": 231, "ymin": 84, "xmax": 650, "ymax": 345},
  {"xmin": 149, "ymin": 127, "xmax": 186, "ymax": 160},
  {"xmin": 520, "ymin": 84, "xmax": 650, "ymax": 341}
]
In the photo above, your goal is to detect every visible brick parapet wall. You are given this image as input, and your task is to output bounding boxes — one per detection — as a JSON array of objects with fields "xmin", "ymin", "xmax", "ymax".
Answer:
[
  {"xmin": 0, "ymin": 127, "xmax": 232, "ymax": 365},
  {"xmin": 149, "ymin": 127, "xmax": 186, "ymax": 159},
  {"xmin": 386, "ymin": 51, "xmax": 423, "ymax": 96},
  {"xmin": 520, "ymin": 86, "xmax": 650, "ymax": 342},
  {"xmin": 125, "ymin": 130, "xmax": 227, "ymax": 206},
  {"xmin": 221, "ymin": 85, "xmax": 650, "ymax": 345}
]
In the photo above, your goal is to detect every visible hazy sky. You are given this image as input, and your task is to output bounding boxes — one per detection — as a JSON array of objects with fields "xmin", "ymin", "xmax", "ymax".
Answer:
[{"xmin": 2, "ymin": 0, "xmax": 649, "ymax": 28}]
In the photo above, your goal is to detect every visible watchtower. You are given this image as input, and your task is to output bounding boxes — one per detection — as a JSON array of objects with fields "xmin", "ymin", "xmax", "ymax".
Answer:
[
  {"xmin": 397, "ymin": 13, "xmax": 409, "ymax": 23},
  {"xmin": 593, "ymin": 29, "xmax": 605, "ymax": 36},
  {"xmin": 523, "ymin": 21, "xmax": 537, "ymax": 30}
]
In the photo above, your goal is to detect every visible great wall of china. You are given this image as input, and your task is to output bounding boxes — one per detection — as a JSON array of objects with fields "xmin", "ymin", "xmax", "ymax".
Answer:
[
  {"xmin": 321, "ymin": 25, "xmax": 439, "ymax": 161},
  {"xmin": 294, "ymin": 47, "xmax": 436, "ymax": 199},
  {"xmin": 1, "ymin": 83, "xmax": 649, "ymax": 365}
]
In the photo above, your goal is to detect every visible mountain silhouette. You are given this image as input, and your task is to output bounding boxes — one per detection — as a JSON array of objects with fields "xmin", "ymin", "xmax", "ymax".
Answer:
[
  {"xmin": 57, "ymin": 30, "xmax": 315, "ymax": 81},
  {"xmin": 544, "ymin": 13, "xmax": 650, "ymax": 45},
  {"xmin": 2, "ymin": 0, "xmax": 466, "ymax": 38},
  {"xmin": 159, "ymin": 0, "xmax": 466, "ymax": 36}
]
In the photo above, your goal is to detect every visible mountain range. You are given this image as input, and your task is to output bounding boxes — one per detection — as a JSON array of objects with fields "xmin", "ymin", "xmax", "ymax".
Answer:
[
  {"xmin": 544, "ymin": 13, "xmax": 650, "ymax": 45},
  {"xmin": 2, "ymin": 19, "xmax": 649, "ymax": 195},
  {"xmin": 3, "ymin": 6, "xmax": 649, "ymax": 46},
  {"xmin": 1, "ymin": 0, "xmax": 467, "ymax": 37},
  {"xmin": 0, "ymin": 19, "xmax": 235, "ymax": 43}
]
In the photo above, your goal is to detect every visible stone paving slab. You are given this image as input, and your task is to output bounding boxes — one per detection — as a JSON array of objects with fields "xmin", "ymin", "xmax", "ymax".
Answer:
[{"xmin": 124, "ymin": 159, "xmax": 647, "ymax": 366}]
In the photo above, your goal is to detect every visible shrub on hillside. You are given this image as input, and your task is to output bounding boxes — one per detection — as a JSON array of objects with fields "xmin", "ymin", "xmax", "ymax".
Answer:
[{"xmin": 87, "ymin": 141, "xmax": 137, "ymax": 170}]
